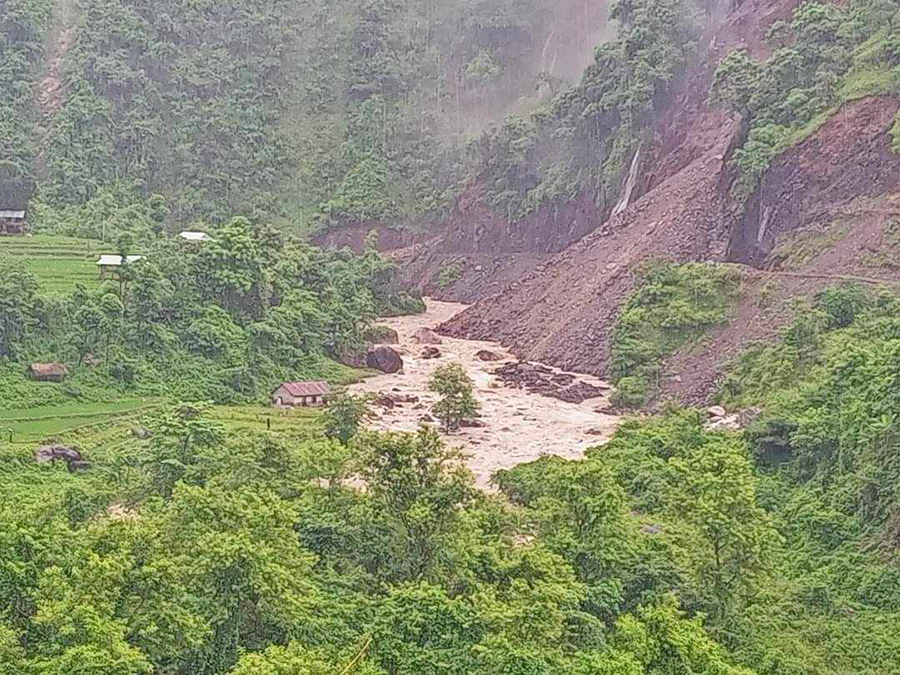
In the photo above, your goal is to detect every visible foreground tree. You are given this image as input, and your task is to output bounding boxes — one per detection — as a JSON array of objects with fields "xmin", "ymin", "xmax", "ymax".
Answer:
[
  {"xmin": 322, "ymin": 392, "xmax": 372, "ymax": 446},
  {"xmin": 428, "ymin": 363, "xmax": 479, "ymax": 433}
]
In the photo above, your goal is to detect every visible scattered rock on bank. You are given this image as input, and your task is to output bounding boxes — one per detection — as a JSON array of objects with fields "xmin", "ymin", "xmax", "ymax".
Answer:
[
  {"xmin": 421, "ymin": 346, "xmax": 442, "ymax": 359},
  {"xmin": 367, "ymin": 346, "xmax": 404, "ymax": 374}
]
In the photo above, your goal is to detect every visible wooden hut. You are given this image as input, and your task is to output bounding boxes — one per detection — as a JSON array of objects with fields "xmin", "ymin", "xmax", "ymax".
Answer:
[
  {"xmin": 0, "ymin": 210, "xmax": 26, "ymax": 235},
  {"xmin": 27, "ymin": 363, "xmax": 69, "ymax": 382}
]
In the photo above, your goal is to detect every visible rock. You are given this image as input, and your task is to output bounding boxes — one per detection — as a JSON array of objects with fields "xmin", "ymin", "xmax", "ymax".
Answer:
[
  {"xmin": 419, "ymin": 414, "xmax": 435, "ymax": 423},
  {"xmin": 131, "ymin": 426, "xmax": 152, "ymax": 440},
  {"xmin": 367, "ymin": 346, "xmax": 404, "ymax": 374},
  {"xmin": 474, "ymin": 349, "xmax": 504, "ymax": 362},
  {"xmin": 460, "ymin": 418, "xmax": 486, "ymax": 428},
  {"xmin": 585, "ymin": 428, "xmax": 607, "ymax": 436},
  {"xmin": 67, "ymin": 460, "xmax": 92, "ymax": 473},
  {"xmin": 707, "ymin": 405, "xmax": 727, "ymax": 418},
  {"xmin": 557, "ymin": 382, "xmax": 607, "ymax": 403},
  {"xmin": 34, "ymin": 445, "xmax": 82, "ymax": 463},
  {"xmin": 641, "ymin": 523, "xmax": 663, "ymax": 535},
  {"xmin": 374, "ymin": 395, "xmax": 395, "ymax": 409},
  {"xmin": 412, "ymin": 328, "xmax": 443, "ymax": 345},
  {"xmin": 364, "ymin": 325, "xmax": 400, "ymax": 345},
  {"xmin": 421, "ymin": 346, "xmax": 442, "ymax": 359}
]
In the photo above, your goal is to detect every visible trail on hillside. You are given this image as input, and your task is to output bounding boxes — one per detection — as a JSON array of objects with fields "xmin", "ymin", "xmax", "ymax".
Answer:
[
  {"xmin": 38, "ymin": 0, "xmax": 77, "ymax": 120},
  {"xmin": 350, "ymin": 301, "xmax": 621, "ymax": 490}
]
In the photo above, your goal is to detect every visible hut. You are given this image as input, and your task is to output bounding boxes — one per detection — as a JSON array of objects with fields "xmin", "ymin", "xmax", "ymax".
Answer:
[
  {"xmin": 0, "ymin": 210, "xmax": 27, "ymax": 235},
  {"xmin": 27, "ymin": 363, "xmax": 69, "ymax": 382},
  {"xmin": 272, "ymin": 381, "xmax": 331, "ymax": 408},
  {"xmin": 96, "ymin": 254, "xmax": 143, "ymax": 280}
]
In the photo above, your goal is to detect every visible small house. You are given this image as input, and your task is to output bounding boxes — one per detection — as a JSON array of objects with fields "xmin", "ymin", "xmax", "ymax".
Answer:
[
  {"xmin": 97, "ymin": 254, "xmax": 143, "ymax": 279},
  {"xmin": 0, "ymin": 210, "xmax": 27, "ymax": 235},
  {"xmin": 272, "ymin": 381, "xmax": 331, "ymax": 408},
  {"xmin": 27, "ymin": 363, "xmax": 69, "ymax": 382}
]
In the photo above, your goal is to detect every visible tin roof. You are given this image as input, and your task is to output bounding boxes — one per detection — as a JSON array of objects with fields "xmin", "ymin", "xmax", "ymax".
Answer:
[
  {"xmin": 277, "ymin": 381, "xmax": 331, "ymax": 397},
  {"xmin": 97, "ymin": 255, "xmax": 144, "ymax": 266},
  {"xmin": 178, "ymin": 231, "xmax": 211, "ymax": 241},
  {"xmin": 0, "ymin": 210, "xmax": 25, "ymax": 219}
]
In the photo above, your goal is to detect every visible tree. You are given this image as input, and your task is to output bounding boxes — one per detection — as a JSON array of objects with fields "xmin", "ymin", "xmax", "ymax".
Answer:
[
  {"xmin": 0, "ymin": 257, "xmax": 39, "ymax": 358},
  {"xmin": 428, "ymin": 363, "xmax": 479, "ymax": 433},
  {"xmin": 361, "ymin": 426, "xmax": 474, "ymax": 580},
  {"xmin": 322, "ymin": 392, "xmax": 372, "ymax": 446}
]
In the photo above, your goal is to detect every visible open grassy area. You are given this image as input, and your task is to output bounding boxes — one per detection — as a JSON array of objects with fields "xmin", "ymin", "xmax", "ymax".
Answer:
[
  {"xmin": 209, "ymin": 404, "xmax": 322, "ymax": 435},
  {"xmin": 0, "ymin": 233, "xmax": 103, "ymax": 294}
]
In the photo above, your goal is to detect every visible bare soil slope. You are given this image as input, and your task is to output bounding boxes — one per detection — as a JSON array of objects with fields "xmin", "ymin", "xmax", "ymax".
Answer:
[{"xmin": 439, "ymin": 0, "xmax": 900, "ymax": 402}]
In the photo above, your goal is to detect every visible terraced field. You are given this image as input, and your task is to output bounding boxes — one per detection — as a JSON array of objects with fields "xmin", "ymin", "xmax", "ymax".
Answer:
[
  {"xmin": 0, "ymin": 234, "xmax": 103, "ymax": 294},
  {"xmin": 0, "ymin": 399, "xmax": 164, "ymax": 444}
]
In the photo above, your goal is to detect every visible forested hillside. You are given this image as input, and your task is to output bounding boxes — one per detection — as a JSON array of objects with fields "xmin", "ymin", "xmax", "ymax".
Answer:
[
  {"xmin": 3, "ymin": 0, "xmax": 900, "ymax": 673},
  {"xmin": 2, "ymin": 0, "xmax": 612, "ymax": 229}
]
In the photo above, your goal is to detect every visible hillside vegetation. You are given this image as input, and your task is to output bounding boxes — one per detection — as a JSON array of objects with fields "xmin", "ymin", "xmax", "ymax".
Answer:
[{"xmin": 2, "ymin": 0, "xmax": 900, "ymax": 673}]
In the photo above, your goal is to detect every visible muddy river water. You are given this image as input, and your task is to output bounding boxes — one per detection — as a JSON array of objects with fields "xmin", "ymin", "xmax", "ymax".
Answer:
[{"xmin": 350, "ymin": 300, "xmax": 622, "ymax": 489}]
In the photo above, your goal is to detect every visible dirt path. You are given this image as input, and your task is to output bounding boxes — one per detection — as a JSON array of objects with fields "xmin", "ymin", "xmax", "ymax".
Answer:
[{"xmin": 350, "ymin": 300, "xmax": 621, "ymax": 490}]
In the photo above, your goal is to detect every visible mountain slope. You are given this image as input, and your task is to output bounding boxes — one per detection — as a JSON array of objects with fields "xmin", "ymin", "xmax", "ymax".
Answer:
[{"xmin": 438, "ymin": 0, "xmax": 900, "ymax": 403}]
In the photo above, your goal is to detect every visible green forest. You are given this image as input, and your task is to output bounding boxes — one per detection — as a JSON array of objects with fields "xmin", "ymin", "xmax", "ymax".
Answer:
[{"xmin": 2, "ymin": 0, "xmax": 900, "ymax": 672}]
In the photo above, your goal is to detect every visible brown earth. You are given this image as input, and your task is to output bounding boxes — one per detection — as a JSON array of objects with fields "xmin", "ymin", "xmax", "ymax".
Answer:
[{"xmin": 437, "ymin": 0, "xmax": 900, "ymax": 403}]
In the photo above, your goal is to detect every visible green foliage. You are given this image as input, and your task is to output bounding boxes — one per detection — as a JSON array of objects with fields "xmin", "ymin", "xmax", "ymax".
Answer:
[
  {"xmin": 322, "ymin": 392, "xmax": 372, "ymax": 446},
  {"xmin": 610, "ymin": 263, "xmax": 743, "ymax": 407},
  {"xmin": 469, "ymin": 0, "xmax": 714, "ymax": 221},
  {"xmin": 710, "ymin": 0, "xmax": 900, "ymax": 198},
  {"xmin": 428, "ymin": 363, "xmax": 480, "ymax": 432},
  {"xmin": 0, "ymin": 220, "xmax": 421, "ymax": 409},
  {"xmin": 891, "ymin": 113, "xmax": 900, "ymax": 153},
  {"xmin": 0, "ymin": 0, "xmax": 53, "ymax": 206},
  {"xmin": 436, "ymin": 261, "xmax": 463, "ymax": 290}
]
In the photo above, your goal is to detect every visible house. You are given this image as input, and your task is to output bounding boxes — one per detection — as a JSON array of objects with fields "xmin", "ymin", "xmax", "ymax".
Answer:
[
  {"xmin": 27, "ymin": 363, "xmax": 69, "ymax": 382},
  {"xmin": 0, "ymin": 210, "xmax": 27, "ymax": 235},
  {"xmin": 178, "ymin": 231, "xmax": 211, "ymax": 243},
  {"xmin": 97, "ymin": 254, "xmax": 143, "ymax": 279},
  {"xmin": 272, "ymin": 381, "xmax": 331, "ymax": 408}
]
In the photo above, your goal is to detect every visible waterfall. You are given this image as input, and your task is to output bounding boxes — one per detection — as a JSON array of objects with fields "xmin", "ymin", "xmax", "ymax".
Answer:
[{"xmin": 612, "ymin": 145, "xmax": 642, "ymax": 217}]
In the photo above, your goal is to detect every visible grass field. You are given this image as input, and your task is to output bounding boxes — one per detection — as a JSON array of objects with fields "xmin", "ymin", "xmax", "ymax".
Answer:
[
  {"xmin": 0, "ymin": 234, "xmax": 103, "ymax": 294},
  {"xmin": 0, "ymin": 398, "xmax": 164, "ymax": 444}
]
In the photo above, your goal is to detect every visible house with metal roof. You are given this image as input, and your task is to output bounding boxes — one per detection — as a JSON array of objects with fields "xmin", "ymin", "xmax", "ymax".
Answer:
[
  {"xmin": 97, "ymin": 255, "xmax": 144, "ymax": 279},
  {"xmin": 0, "ymin": 210, "xmax": 27, "ymax": 235},
  {"xmin": 178, "ymin": 231, "xmax": 212, "ymax": 242},
  {"xmin": 271, "ymin": 381, "xmax": 331, "ymax": 408}
]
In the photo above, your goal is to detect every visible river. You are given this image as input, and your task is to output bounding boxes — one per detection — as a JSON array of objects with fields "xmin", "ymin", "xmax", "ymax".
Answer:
[{"xmin": 350, "ymin": 300, "xmax": 622, "ymax": 490}]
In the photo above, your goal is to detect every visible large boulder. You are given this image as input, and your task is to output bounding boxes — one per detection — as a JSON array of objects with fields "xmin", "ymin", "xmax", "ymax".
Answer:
[
  {"xmin": 367, "ymin": 346, "xmax": 404, "ymax": 374},
  {"xmin": 413, "ymin": 328, "xmax": 443, "ymax": 345},
  {"xmin": 475, "ymin": 349, "xmax": 504, "ymax": 362}
]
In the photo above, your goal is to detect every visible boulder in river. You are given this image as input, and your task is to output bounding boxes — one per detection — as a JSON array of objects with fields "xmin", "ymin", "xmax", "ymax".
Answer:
[
  {"xmin": 412, "ymin": 328, "xmax": 443, "ymax": 345},
  {"xmin": 367, "ymin": 346, "xmax": 404, "ymax": 374},
  {"xmin": 421, "ymin": 346, "xmax": 442, "ymax": 360},
  {"xmin": 474, "ymin": 349, "xmax": 504, "ymax": 362}
]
